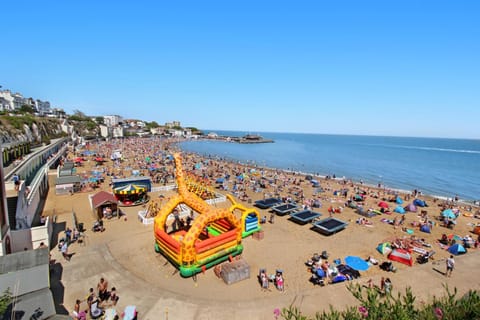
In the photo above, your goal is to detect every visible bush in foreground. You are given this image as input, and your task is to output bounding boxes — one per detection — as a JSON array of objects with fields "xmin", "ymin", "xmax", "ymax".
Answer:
[{"xmin": 280, "ymin": 284, "xmax": 480, "ymax": 320}]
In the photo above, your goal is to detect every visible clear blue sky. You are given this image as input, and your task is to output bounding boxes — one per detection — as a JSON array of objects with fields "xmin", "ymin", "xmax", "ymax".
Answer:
[{"xmin": 1, "ymin": 1, "xmax": 479, "ymax": 138}]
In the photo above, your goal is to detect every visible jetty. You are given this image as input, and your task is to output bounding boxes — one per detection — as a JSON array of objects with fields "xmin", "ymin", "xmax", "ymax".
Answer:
[{"xmin": 206, "ymin": 133, "xmax": 274, "ymax": 144}]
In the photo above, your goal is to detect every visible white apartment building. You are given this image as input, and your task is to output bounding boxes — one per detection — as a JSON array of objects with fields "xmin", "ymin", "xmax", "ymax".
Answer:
[
  {"xmin": 0, "ymin": 90, "xmax": 15, "ymax": 111},
  {"xmin": 103, "ymin": 115, "xmax": 122, "ymax": 127}
]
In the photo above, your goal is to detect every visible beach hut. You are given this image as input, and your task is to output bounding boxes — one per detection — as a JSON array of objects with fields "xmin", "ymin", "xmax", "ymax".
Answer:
[
  {"xmin": 394, "ymin": 206, "xmax": 406, "ymax": 214},
  {"xmin": 388, "ymin": 248, "xmax": 414, "ymax": 266},
  {"xmin": 448, "ymin": 243, "xmax": 467, "ymax": 255},
  {"xmin": 377, "ymin": 242, "xmax": 392, "ymax": 255}
]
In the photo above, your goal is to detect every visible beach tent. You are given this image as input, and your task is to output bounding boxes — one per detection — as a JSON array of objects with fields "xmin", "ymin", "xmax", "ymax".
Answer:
[
  {"xmin": 448, "ymin": 243, "xmax": 467, "ymax": 255},
  {"xmin": 420, "ymin": 224, "xmax": 431, "ymax": 233},
  {"xmin": 378, "ymin": 201, "xmax": 389, "ymax": 209},
  {"xmin": 395, "ymin": 196, "xmax": 403, "ymax": 204},
  {"xmin": 388, "ymin": 248, "xmax": 414, "ymax": 266},
  {"xmin": 413, "ymin": 199, "xmax": 427, "ymax": 207},
  {"xmin": 377, "ymin": 242, "xmax": 392, "ymax": 255},
  {"xmin": 404, "ymin": 203, "xmax": 417, "ymax": 212},
  {"xmin": 442, "ymin": 209, "xmax": 456, "ymax": 220},
  {"xmin": 354, "ymin": 194, "xmax": 364, "ymax": 202},
  {"xmin": 394, "ymin": 206, "xmax": 406, "ymax": 214}
]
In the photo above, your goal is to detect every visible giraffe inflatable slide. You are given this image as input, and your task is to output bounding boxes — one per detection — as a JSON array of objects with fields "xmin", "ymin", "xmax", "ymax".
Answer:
[{"xmin": 154, "ymin": 153, "xmax": 251, "ymax": 277}]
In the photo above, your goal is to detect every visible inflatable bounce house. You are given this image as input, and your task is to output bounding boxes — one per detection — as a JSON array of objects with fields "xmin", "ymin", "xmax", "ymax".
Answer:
[{"xmin": 153, "ymin": 153, "xmax": 261, "ymax": 277}]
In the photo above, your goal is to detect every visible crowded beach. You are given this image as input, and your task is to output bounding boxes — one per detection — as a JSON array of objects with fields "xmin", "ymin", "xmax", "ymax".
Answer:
[{"xmin": 45, "ymin": 136, "xmax": 480, "ymax": 319}]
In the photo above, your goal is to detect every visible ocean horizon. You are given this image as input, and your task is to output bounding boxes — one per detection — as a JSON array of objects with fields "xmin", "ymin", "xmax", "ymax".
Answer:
[{"xmin": 178, "ymin": 131, "xmax": 480, "ymax": 203}]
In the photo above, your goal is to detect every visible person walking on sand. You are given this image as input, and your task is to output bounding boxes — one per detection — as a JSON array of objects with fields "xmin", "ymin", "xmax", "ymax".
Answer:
[{"xmin": 446, "ymin": 255, "xmax": 455, "ymax": 277}]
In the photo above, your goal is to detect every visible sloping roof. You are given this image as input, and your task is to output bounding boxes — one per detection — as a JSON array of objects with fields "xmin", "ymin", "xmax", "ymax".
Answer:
[
  {"xmin": 91, "ymin": 191, "xmax": 118, "ymax": 208},
  {"xmin": 56, "ymin": 175, "xmax": 81, "ymax": 185}
]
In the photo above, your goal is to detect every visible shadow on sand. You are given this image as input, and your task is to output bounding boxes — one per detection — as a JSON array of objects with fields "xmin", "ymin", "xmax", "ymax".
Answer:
[{"xmin": 49, "ymin": 260, "xmax": 69, "ymax": 315}]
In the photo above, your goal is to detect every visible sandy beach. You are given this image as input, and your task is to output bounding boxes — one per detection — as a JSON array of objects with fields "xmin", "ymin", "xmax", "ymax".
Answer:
[{"xmin": 43, "ymin": 137, "xmax": 480, "ymax": 319}]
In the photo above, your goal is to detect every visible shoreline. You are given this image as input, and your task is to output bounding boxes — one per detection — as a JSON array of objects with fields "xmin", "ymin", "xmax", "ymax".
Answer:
[{"xmin": 174, "ymin": 143, "xmax": 479, "ymax": 209}]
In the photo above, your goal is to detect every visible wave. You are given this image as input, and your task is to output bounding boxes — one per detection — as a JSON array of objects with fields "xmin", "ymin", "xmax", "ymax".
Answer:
[{"xmin": 380, "ymin": 145, "xmax": 480, "ymax": 155}]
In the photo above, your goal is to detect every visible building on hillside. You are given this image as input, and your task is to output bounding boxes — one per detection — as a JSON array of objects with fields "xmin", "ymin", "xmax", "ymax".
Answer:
[
  {"xmin": 112, "ymin": 125, "xmax": 124, "ymax": 138},
  {"xmin": 100, "ymin": 125, "xmax": 125, "ymax": 138},
  {"xmin": 0, "ymin": 90, "xmax": 16, "ymax": 111},
  {"xmin": 103, "ymin": 115, "xmax": 122, "ymax": 127},
  {"xmin": 150, "ymin": 127, "xmax": 166, "ymax": 135},
  {"xmin": 35, "ymin": 99, "xmax": 51, "ymax": 115},
  {"xmin": 165, "ymin": 121, "xmax": 181, "ymax": 128}
]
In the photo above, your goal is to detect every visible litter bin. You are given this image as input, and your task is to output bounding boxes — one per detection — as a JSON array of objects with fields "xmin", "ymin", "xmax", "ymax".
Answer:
[{"xmin": 78, "ymin": 223, "xmax": 84, "ymax": 232}]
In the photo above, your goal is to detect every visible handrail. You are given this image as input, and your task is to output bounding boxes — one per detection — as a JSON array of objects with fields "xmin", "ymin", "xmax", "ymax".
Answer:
[{"xmin": 4, "ymin": 137, "xmax": 68, "ymax": 181}]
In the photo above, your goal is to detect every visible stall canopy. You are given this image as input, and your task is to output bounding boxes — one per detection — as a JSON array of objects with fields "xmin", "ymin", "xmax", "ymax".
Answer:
[{"xmin": 113, "ymin": 184, "xmax": 147, "ymax": 195}]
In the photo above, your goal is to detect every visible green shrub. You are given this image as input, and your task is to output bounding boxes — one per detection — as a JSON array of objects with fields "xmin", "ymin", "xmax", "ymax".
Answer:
[{"xmin": 281, "ymin": 284, "xmax": 480, "ymax": 320}]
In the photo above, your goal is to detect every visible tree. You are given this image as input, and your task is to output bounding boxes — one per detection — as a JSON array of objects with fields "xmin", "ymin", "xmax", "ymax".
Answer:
[
  {"xmin": 72, "ymin": 110, "xmax": 86, "ymax": 118},
  {"xmin": 19, "ymin": 104, "xmax": 35, "ymax": 114},
  {"xmin": 0, "ymin": 288, "xmax": 12, "ymax": 316},
  {"xmin": 95, "ymin": 116, "xmax": 104, "ymax": 124}
]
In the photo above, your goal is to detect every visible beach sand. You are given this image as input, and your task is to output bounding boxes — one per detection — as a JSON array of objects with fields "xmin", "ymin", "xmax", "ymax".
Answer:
[{"xmin": 43, "ymin": 140, "xmax": 480, "ymax": 319}]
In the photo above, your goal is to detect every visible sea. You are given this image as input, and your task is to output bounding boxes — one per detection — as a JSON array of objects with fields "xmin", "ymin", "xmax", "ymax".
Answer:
[{"xmin": 178, "ymin": 131, "xmax": 480, "ymax": 203}]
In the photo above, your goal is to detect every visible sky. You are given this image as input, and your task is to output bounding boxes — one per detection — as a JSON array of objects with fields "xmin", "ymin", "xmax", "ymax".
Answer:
[{"xmin": 1, "ymin": 1, "xmax": 479, "ymax": 139}]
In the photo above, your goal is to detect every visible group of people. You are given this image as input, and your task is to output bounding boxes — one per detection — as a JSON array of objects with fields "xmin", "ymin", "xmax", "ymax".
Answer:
[
  {"xmin": 72, "ymin": 277, "xmax": 120, "ymax": 320},
  {"xmin": 366, "ymin": 277, "xmax": 393, "ymax": 295},
  {"xmin": 258, "ymin": 269, "xmax": 285, "ymax": 291}
]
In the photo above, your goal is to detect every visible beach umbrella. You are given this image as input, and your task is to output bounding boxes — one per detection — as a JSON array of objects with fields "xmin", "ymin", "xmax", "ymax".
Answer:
[
  {"xmin": 344, "ymin": 256, "xmax": 369, "ymax": 271},
  {"xmin": 378, "ymin": 201, "xmax": 389, "ymax": 209},
  {"xmin": 216, "ymin": 178, "xmax": 225, "ymax": 184}
]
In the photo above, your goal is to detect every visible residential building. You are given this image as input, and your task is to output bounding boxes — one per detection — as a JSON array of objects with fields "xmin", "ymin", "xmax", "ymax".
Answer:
[
  {"xmin": 35, "ymin": 99, "xmax": 51, "ymax": 115},
  {"xmin": 0, "ymin": 90, "xmax": 15, "ymax": 112},
  {"xmin": 104, "ymin": 115, "xmax": 122, "ymax": 127}
]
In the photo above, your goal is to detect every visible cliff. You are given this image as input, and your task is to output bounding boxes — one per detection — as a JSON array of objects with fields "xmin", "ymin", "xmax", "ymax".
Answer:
[{"xmin": 0, "ymin": 116, "xmax": 99, "ymax": 146}]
